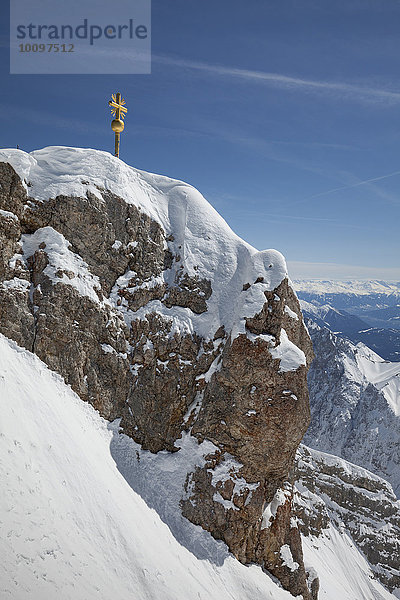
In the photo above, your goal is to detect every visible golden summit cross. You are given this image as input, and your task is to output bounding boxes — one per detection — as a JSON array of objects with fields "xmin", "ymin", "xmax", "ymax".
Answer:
[{"xmin": 109, "ymin": 92, "xmax": 127, "ymax": 158}]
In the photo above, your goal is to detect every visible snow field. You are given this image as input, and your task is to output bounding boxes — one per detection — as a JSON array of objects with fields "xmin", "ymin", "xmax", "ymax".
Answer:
[{"xmin": 0, "ymin": 334, "xmax": 294, "ymax": 600}]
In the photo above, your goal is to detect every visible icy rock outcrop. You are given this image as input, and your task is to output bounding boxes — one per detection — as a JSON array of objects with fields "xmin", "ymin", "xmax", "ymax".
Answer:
[
  {"xmin": 0, "ymin": 147, "xmax": 313, "ymax": 598},
  {"xmin": 294, "ymin": 445, "xmax": 400, "ymax": 593}
]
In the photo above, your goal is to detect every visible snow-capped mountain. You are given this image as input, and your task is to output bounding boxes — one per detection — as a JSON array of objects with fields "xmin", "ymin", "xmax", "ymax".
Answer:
[
  {"xmin": 293, "ymin": 279, "xmax": 400, "ymax": 327},
  {"xmin": 304, "ymin": 319, "xmax": 400, "ymax": 497},
  {"xmin": 299, "ymin": 299, "xmax": 370, "ymax": 333},
  {"xmin": 293, "ymin": 279, "xmax": 400, "ymax": 299},
  {"xmin": 349, "ymin": 328, "xmax": 400, "ymax": 363},
  {"xmin": 297, "ymin": 285, "xmax": 400, "ymax": 596}
]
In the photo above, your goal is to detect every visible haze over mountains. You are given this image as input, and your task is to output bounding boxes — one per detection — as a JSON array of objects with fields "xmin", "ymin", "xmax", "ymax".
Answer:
[{"xmin": 294, "ymin": 280, "xmax": 400, "ymax": 361}]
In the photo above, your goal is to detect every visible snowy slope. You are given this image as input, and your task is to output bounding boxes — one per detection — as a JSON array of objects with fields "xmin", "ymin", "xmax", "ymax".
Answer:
[
  {"xmin": 295, "ymin": 444, "xmax": 400, "ymax": 596},
  {"xmin": 0, "ymin": 333, "xmax": 295, "ymax": 600},
  {"xmin": 0, "ymin": 146, "xmax": 287, "ymax": 341},
  {"xmin": 1, "ymin": 335, "xmax": 397, "ymax": 599},
  {"xmin": 302, "ymin": 527, "xmax": 396, "ymax": 600},
  {"xmin": 355, "ymin": 343, "xmax": 400, "ymax": 416}
]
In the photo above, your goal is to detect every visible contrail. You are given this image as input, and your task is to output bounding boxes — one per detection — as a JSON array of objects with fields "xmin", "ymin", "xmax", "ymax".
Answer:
[
  {"xmin": 153, "ymin": 55, "xmax": 400, "ymax": 105},
  {"xmin": 291, "ymin": 169, "xmax": 400, "ymax": 206}
]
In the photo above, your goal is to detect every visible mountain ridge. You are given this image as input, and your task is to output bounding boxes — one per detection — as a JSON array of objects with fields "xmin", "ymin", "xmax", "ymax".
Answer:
[{"xmin": 2, "ymin": 147, "xmax": 399, "ymax": 599}]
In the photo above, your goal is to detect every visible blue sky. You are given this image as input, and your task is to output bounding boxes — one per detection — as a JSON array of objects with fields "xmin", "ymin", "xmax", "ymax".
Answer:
[{"xmin": 1, "ymin": 0, "xmax": 400, "ymax": 279}]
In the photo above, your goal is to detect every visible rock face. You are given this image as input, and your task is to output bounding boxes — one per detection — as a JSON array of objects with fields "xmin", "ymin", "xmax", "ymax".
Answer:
[
  {"xmin": 294, "ymin": 444, "xmax": 400, "ymax": 593},
  {"xmin": 0, "ymin": 147, "xmax": 314, "ymax": 598}
]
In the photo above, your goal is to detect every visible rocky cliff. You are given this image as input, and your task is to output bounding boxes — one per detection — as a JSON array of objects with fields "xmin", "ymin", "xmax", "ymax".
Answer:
[
  {"xmin": 304, "ymin": 319, "xmax": 400, "ymax": 497},
  {"xmin": 294, "ymin": 444, "xmax": 400, "ymax": 594},
  {"xmin": 0, "ymin": 147, "xmax": 314, "ymax": 598}
]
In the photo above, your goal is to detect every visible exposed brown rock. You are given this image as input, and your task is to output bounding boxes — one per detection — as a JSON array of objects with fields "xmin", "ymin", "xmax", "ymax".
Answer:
[
  {"xmin": 163, "ymin": 271, "xmax": 212, "ymax": 314},
  {"xmin": 22, "ymin": 190, "xmax": 169, "ymax": 295},
  {"xmin": 183, "ymin": 279, "xmax": 314, "ymax": 599}
]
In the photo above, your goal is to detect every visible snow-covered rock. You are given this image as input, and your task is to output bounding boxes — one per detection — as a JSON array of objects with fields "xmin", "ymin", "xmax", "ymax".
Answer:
[
  {"xmin": 0, "ymin": 146, "xmax": 313, "ymax": 597},
  {"xmin": 0, "ymin": 334, "xmax": 296, "ymax": 600}
]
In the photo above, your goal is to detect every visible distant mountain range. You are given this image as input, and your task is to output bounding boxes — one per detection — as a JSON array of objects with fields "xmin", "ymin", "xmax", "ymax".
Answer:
[
  {"xmin": 293, "ymin": 279, "xmax": 400, "ymax": 297},
  {"xmin": 293, "ymin": 280, "xmax": 400, "ymax": 361},
  {"xmin": 292, "ymin": 280, "xmax": 400, "ymax": 496},
  {"xmin": 290, "ymin": 280, "xmax": 400, "ymax": 593}
]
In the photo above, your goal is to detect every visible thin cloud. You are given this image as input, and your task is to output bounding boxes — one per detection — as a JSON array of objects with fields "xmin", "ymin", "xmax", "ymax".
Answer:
[
  {"xmin": 140, "ymin": 120, "xmax": 333, "ymax": 178},
  {"xmin": 225, "ymin": 209, "xmax": 336, "ymax": 223},
  {"xmin": 153, "ymin": 54, "xmax": 400, "ymax": 105},
  {"xmin": 291, "ymin": 169, "xmax": 400, "ymax": 206}
]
